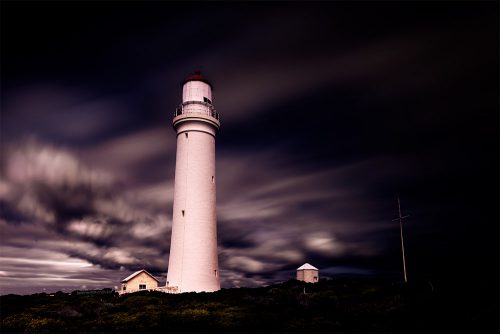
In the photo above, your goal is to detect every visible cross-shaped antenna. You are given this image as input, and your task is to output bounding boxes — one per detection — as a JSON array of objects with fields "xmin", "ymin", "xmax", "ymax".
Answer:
[{"xmin": 392, "ymin": 197, "xmax": 410, "ymax": 283}]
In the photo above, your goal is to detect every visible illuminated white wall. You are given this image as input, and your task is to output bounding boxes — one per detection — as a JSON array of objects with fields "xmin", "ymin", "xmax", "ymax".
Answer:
[
  {"xmin": 167, "ymin": 78, "xmax": 220, "ymax": 293},
  {"xmin": 182, "ymin": 81, "xmax": 212, "ymax": 103}
]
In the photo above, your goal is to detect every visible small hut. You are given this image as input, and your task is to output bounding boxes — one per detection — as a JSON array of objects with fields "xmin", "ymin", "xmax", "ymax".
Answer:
[
  {"xmin": 119, "ymin": 269, "xmax": 159, "ymax": 295},
  {"xmin": 296, "ymin": 263, "xmax": 319, "ymax": 283}
]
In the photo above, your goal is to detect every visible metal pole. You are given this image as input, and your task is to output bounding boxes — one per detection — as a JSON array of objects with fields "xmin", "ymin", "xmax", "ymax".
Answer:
[
  {"xmin": 398, "ymin": 197, "xmax": 407, "ymax": 283},
  {"xmin": 393, "ymin": 197, "xmax": 410, "ymax": 283}
]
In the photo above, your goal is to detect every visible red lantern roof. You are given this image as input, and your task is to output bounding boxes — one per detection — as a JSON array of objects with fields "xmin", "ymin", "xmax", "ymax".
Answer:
[{"xmin": 182, "ymin": 70, "xmax": 213, "ymax": 89}]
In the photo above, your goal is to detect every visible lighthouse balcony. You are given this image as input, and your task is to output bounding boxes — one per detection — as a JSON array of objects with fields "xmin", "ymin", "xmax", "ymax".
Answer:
[{"xmin": 175, "ymin": 101, "xmax": 219, "ymax": 121}]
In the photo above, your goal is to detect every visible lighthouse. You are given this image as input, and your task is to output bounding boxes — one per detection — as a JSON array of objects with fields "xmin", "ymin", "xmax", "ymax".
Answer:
[{"xmin": 166, "ymin": 71, "xmax": 221, "ymax": 293}]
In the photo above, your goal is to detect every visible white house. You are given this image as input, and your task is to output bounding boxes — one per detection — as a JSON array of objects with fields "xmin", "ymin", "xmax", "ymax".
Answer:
[
  {"xmin": 296, "ymin": 263, "xmax": 319, "ymax": 283},
  {"xmin": 119, "ymin": 270, "xmax": 159, "ymax": 295}
]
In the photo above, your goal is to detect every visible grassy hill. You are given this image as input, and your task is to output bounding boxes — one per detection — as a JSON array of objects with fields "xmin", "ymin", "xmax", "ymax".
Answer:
[{"xmin": 1, "ymin": 277, "xmax": 497, "ymax": 333}]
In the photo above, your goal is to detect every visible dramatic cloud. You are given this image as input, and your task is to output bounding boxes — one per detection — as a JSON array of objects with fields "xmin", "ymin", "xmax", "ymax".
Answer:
[
  {"xmin": 1, "ymin": 2, "xmax": 497, "ymax": 294},
  {"xmin": 0, "ymin": 138, "xmax": 174, "ymax": 293},
  {"xmin": 1, "ymin": 134, "xmax": 402, "ymax": 292}
]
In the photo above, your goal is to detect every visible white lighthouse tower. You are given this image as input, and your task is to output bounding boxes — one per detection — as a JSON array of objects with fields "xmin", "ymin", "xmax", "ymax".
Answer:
[{"xmin": 166, "ymin": 71, "xmax": 220, "ymax": 293}]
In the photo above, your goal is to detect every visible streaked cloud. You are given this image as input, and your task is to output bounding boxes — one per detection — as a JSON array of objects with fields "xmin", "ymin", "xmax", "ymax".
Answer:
[
  {"xmin": 1, "ymin": 132, "xmax": 399, "ymax": 292},
  {"xmin": 1, "ymin": 2, "xmax": 496, "ymax": 294}
]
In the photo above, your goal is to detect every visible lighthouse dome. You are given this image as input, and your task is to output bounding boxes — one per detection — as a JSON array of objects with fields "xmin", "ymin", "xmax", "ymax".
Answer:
[{"xmin": 182, "ymin": 70, "xmax": 213, "ymax": 89}]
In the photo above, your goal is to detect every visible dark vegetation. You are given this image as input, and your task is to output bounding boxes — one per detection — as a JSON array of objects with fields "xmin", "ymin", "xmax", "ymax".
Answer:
[{"xmin": 1, "ymin": 277, "xmax": 497, "ymax": 333}]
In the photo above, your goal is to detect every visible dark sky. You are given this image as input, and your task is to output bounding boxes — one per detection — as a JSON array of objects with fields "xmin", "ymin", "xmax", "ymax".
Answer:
[{"xmin": 1, "ymin": 2, "xmax": 498, "ymax": 294}]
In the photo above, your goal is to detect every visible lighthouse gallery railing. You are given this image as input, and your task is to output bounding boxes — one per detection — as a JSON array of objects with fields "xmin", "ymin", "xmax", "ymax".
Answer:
[{"xmin": 174, "ymin": 101, "xmax": 220, "ymax": 121}]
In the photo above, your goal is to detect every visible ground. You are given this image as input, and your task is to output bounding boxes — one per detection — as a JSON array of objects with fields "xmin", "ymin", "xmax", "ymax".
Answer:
[{"xmin": 1, "ymin": 277, "xmax": 498, "ymax": 333}]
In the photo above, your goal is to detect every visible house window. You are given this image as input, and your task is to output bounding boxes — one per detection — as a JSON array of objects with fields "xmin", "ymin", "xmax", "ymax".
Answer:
[
  {"xmin": 123, "ymin": 286, "xmax": 126, "ymax": 291},
  {"xmin": 139, "ymin": 284, "xmax": 146, "ymax": 290}
]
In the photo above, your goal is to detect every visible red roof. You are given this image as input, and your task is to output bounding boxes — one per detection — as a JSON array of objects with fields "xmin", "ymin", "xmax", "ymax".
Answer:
[{"xmin": 182, "ymin": 70, "xmax": 213, "ymax": 89}]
